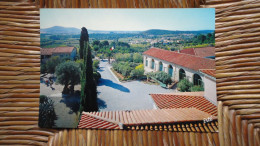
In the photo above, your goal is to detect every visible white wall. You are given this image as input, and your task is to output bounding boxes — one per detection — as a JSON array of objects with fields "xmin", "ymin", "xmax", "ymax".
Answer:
[
  {"xmin": 203, "ymin": 76, "xmax": 217, "ymax": 105},
  {"xmin": 143, "ymin": 54, "xmax": 217, "ymax": 105}
]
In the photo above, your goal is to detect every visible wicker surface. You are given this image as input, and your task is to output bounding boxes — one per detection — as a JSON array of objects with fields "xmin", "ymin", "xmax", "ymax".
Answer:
[{"xmin": 0, "ymin": 0, "xmax": 259, "ymax": 145}]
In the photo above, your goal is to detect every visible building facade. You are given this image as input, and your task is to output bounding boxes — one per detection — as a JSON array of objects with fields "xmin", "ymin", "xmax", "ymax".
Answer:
[
  {"xmin": 41, "ymin": 47, "xmax": 77, "ymax": 63},
  {"xmin": 143, "ymin": 47, "xmax": 216, "ymax": 104}
]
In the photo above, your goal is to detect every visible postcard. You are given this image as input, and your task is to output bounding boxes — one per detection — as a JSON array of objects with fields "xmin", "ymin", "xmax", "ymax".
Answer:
[{"xmin": 39, "ymin": 8, "xmax": 216, "ymax": 129}]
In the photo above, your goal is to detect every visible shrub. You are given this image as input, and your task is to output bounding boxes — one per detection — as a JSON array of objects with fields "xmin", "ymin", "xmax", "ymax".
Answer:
[
  {"xmin": 93, "ymin": 72, "xmax": 101, "ymax": 83},
  {"xmin": 39, "ymin": 95, "xmax": 57, "ymax": 128},
  {"xmin": 130, "ymin": 68, "xmax": 144, "ymax": 79},
  {"xmin": 121, "ymin": 65, "xmax": 132, "ymax": 77},
  {"xmin": 93, "ymin": 59, "xmax": 100, "ymax": 70},
  {"xmin": 191, "ymin": 85, "xmax": 204, "ymax": 92},
  {"xmin": 41, "ymin": 63, "xmax": 47, "ymax": 74},
  {"xmin": 135, "ymin": 64, "xmax": 144, "ymax": 70},
  {"xmin": 148, "ymin": 71, "xmax": 172, "ymax": 85},
  {"xmin": 46, "ymin": 56, "xmax": 61, "ymax": 73},
  {"xmin": 133, "ymin": 53, "xmax": 143, "ymax": 63},
  {"xmin": 177, "ymin": 79, "xmax": 193, "ymax": 92}
]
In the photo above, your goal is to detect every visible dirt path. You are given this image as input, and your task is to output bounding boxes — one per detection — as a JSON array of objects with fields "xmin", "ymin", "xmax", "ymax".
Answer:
[{"xmin": 49, "ymin": 93, "xmax": 80, "ymax": 128}]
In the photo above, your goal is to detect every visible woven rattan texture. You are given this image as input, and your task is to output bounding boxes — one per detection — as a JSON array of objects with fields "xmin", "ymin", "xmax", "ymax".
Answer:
[{"xmin": 0, "ymin": 0, "xmax": 259, "ymax": 145}]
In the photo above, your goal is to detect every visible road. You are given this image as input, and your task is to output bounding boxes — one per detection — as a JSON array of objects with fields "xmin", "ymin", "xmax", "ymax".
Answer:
[{"xmin": 97, "ymin": 60, "xmax": 175, "ymax": 111}]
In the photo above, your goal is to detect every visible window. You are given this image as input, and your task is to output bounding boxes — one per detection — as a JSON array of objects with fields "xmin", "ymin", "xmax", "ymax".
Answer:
[
  {"xmin": 159, "ymin": 62, "xmax": 163, "ymax": 71},
  {"xmin": 146, "ymin": 60, "xmax": 148, "ymax": 66},
  {"xmin": 151, "ymin": 59, "xmax": 155, "ymax": 69},
  {"xmin": 179, "ymin": 68, "xmax": 186, "ymax": 80},
  {"xmin": 168, "ymin": 65, "xmax": 173, "ymax": 77},
  {"xmin": 193, "ymin": 74, "xmax": 203, "ymax": 86}
]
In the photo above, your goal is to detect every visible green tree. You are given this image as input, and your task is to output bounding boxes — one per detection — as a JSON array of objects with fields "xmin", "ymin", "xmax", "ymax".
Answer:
[
  {"xmin": 79, "ymin": 27, "xmax": 89, "ymax": 59},
  {"xmin": 93, "ymin": 45, "xmax": 99, "ymax": 52},
  {"xmin": 177, "ymin": 79, "xmax": 193, "ymax": 92},
  {"xmin": 41, "ymin": 63, "xmax": 47, "ymax": 74},
  {"xmin": 46, "ymin": 56, "xmax": 61, "ymax": 73},
  {"xmin": 100, "ymin": 40, "xmax": 109, "ymax": 47},
  {"xmin": 92, "ymin": 40, "xmax": 100, "ymax": 46},
  {"xmin": 133, "ymin": 53, "xmax": 143, "ymax": 63},
  {"xmin": 80, "ymin": 27, "xmax": 98, "ymax": 112},
  {"xmin": 55, "ymin": 61, "xmax": 81, "ymax": 94},
  {"xmin": 39, "ymin": 95, "xmax": 57, "ymax": 128}
]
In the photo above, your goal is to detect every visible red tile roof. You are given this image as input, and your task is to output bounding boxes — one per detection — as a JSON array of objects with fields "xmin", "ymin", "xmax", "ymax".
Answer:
[
  {"xmin": 40, "ymin": 47, "xmax": 75, "ymax": 55},
  {"xmin": 40, "ymin": 48, "xmax": 54, "ymax": 55},
  {"xmin": 179, "ymin": 47, "xmax": 215, "ymax": 58},
  {"xmin": 179, "ymin": 48, "xmax": 196, "ymax": 56},
  {"xmin": 143, "ymin": 48, "xmax": 215, "ymax": 71},
  {"xmin": 52, "ymin": 47, "xmax": 75, "ymax": 54},
  {"xmin": 194, "ymin": 47, "xmax": 215, "ymax": 58},
  {"xmin": 78, "ymin": 108, "xmax": 217, "ymax": 131},
  {"xmin": 150, "ymin": 93, "xmax": 217, "ymax": 116},
  {"xmin": 200, "ymin": 69, "xmax": 216, "ymax": 78}
]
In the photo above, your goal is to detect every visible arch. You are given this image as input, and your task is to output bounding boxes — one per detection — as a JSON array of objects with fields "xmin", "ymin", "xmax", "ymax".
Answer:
[
  {"xmin": 151, "ymin": 59, "xmax": 155, "ymax": 69},
  {"xmin": 145, "ymin": 57, "xmax": 148, "ymax": 67},
  {"xmin": 159, "ymin": 62, "xmax": 163, "ymax": 71},
  {"xmin": 179, "ymin": 68, "xmax": 186, "ymax": 80},
  {"xmin": 193, "ymin": 74, "xmax": 203, "ymax": 86},
  {"xmin": 168, "ymin": 65, "xmax": 173, "ymax": 77}
]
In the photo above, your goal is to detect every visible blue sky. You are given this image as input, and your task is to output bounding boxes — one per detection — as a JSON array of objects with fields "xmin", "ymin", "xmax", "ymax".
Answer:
[{"xmin": 40, "ymin": 9, "xmax": 215, "ymax": 31}]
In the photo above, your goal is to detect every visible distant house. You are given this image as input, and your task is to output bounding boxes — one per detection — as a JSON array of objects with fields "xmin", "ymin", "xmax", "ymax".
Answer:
[{"xmin": 41, "ymin": 47, "xmax": 77, "ymax": 63}]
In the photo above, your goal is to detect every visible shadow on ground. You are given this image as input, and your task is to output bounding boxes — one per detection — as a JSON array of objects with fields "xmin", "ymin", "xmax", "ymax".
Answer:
[
  {"xmin": 98, "ymin": 78, "xmax": 130, "ymax": 93},
  {"xmin": 60, "ymin": 91, "xmax": 81, "ymax": 114},
  {"xmin": 97, "ymin": 97, "xmax": 107, "ymax": 109}
]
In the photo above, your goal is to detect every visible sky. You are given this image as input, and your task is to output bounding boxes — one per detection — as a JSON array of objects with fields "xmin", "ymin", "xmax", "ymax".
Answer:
[{"xmin": 40, "ymin": 9, "xmax": 215, "ymax": 31}]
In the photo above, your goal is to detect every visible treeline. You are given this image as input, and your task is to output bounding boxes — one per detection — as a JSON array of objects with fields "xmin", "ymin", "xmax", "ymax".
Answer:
[
  {"xmin": 192, "ymin": 33, "xmax": 215, "ymax": 45},
  {"xmin": 92, "ymin": 40, "xmax": 147, "ymax": 56}
]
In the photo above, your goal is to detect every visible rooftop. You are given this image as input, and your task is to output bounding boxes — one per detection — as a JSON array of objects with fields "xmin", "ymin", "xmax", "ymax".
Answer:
[
  {"xmin": 150, "ymin": 93, "xmax": 217, "ymax": 116},
  {"xmin": 179, "ymin": 47, "xmax": 215, "ymax": 58},
  {"xmin": 143, "ymin": 48, "xmax": 215, "ymax": 71},
  {"xmin": 200, "ymin": 69, "xmax": 216, "ymax": 78},
  {"xmin": 41, "ymin": 47, "xmax": 75, "ymax": 55},
  {"xmin": 78, "ymin": 108, "xmax": 217, "ymax": 132}
]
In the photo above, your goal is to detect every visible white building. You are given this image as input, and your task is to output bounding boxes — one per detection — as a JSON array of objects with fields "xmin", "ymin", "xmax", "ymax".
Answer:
[{"xmin": 143, "ymin": 47, "xmax": 217, "ymax": 105}]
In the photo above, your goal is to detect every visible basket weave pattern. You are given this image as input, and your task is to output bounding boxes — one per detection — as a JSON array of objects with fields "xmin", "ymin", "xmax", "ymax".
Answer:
[{"xmin": 0, "ymin": 0, "xmax": 259, "ymax": 145}]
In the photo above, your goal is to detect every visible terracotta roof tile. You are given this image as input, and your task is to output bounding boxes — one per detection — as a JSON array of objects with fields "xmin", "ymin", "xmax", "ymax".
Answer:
[
  {"xmin": 179, "ymin": 47, "xmax": 215, "ymax": 58},
  {"xmin": 179, "ymin": 48, "xmax": 195, "ymax": 55},
  {"xmin": 78, "ymin": 108, "xmax": 217, "ymax": 132},
  {"xmin": 40, "ymin": 47, "xmax": 75, "ymax": 55},
  {"xmin": 52, "ymin": 47, "xmax": 75, "ymax": 54},
  {"xmin": 40, "ymin": 48, "xmax": 54, "ymax": 55},
  {"xmin": 150, "ymin": 93, "xmax": 217, "ymax": 116},
  {"xmin": 143, "ymin": 48, "xmax": 215, "ymax": 71},
  {"xmin": 200, "ymin": 69, "xmax": 216, "ymax": 78}
]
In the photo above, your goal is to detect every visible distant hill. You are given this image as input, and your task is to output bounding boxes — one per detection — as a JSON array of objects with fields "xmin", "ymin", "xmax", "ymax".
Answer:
[
  {"xmin": 41, "ymin": 26, "xmax": 214, "ymax": 35},
  {"xmin": 41, "ymin": 26, "xmax": 81, "ymax": 34},
  {"xmin": 40, "ymin": 26, "xmax": 141, "ymax": 34},
  {"xmin": 142, "ymin": 29, "xmax": 214, "ymax": 35}
]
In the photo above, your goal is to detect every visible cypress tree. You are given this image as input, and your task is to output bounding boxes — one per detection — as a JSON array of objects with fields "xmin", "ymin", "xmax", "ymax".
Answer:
[
  {"xmin": 79, "ymin": 27, "xmax": 89, "ymax": 59},
  {"xmin": 80, "ymin": 27, "xmax": 98, "ymax": 112}
]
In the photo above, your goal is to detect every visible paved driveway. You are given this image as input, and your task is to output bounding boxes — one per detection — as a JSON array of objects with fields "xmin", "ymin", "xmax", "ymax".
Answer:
[{"xmin": 97, "ymin": 60, "xmax": 175, "ymax": 111}]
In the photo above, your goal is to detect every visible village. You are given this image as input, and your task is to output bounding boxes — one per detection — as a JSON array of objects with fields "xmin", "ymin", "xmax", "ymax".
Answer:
[{"xmin": 40, "ymin": 42, "xmax": 217, "ymax": 129}]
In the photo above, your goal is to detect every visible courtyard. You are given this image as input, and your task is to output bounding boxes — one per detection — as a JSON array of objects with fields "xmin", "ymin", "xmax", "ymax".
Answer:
[{"xmin": 97, "ymin": 59, "xmax": 175, "ymax": 111}]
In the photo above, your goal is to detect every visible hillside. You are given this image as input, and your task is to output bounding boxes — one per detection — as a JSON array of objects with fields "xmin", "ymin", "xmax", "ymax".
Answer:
[
  {"xmin": 142, "ymin": 29, "xmax": 214, "ymax": 35},
  {"xmin": 41, "ymin": 26, "xmax": 81, "ymax": 34}
]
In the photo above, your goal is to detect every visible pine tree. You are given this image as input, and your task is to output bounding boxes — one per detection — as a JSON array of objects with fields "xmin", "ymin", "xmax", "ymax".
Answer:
[{"xmin": 80, "ymin": 27, "xmax": 98, "ymax": 112}]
